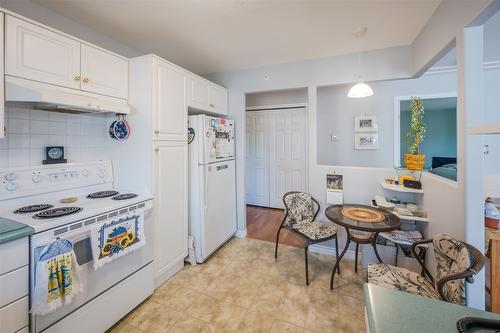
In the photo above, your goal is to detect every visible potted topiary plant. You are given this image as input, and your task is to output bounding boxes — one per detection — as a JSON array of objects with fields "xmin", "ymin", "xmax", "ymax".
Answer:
[{"xmin": 404, "ymin": 96, "xmax": 427, "ymax": 170}]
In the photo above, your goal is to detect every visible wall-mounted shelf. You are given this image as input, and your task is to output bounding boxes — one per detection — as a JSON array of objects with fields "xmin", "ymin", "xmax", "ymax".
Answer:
[
  {"xmin": 468, "ymin": 124, "xmax": 500, "ymax": 135},
  {"xmin": 381, "ymin": 182, "xmax": 424, "ymax": 194},
  {"xmin": 371, "ymin": 203, "xmax": 429, "ymax": 223}
]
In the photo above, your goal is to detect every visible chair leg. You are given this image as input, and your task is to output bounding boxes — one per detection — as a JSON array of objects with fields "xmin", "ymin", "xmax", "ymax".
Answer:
[
  {"xmin": 304, "ymin": 245, "xmax": 309, "ymax": 286},
  {"xmin": 275, "ymin": 227, "xmax": 283, "ymax": 259},
  {"xmin": 355, "ymin": 242, "xmax": 360, "ymax": 273},
  {"xmin": 335, "ymin": 234, "xmax": 340, "ymax": 274}
]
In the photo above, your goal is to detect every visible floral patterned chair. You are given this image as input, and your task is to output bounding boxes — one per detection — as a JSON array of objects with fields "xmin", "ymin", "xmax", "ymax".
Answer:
[
  {"xmin": 368, "ymin": 234, "xmax": 485, "ymax": 305},
  {"xmin": 275, "ymin": 191, "xmax": 339, "ymax": 285}
]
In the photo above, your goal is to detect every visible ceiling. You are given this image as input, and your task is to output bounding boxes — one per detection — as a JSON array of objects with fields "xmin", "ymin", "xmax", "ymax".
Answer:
[{"xmin": 33, "ymin": 0, "xmax": 441, "ymax": 75}]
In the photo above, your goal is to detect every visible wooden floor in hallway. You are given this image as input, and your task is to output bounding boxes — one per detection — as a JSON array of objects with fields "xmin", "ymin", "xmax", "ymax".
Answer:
[{"xmin": 246, "ymin": 205, "xmax": 305, "ymax": 248}]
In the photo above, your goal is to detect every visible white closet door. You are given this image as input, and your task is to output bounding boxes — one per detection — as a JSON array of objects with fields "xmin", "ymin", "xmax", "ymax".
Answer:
[
  {"xmin": 245, "ymin": 111, "xmax": 270, "ymax": 206},
  {"xmin": 269, "ymin": 108, "xmax": 307, "ymax": 208}
]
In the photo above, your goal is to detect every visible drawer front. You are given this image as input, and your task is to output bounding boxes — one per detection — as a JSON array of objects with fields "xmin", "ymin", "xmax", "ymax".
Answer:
[
  {"xmin": 0, "ymin": 238, "xmax": 29, "ymax": 275},
  {"xmin": 0, "ymin": 296, "xmax": 29, "ymax": 333},
  {"xmin": 0, "ymin": 266, "xmax": 29, "ymax": 308}
]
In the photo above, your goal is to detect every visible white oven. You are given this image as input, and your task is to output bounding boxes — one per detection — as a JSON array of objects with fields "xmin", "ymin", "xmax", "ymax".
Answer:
[{"xmin": 30, "ymin": 200, "xmax": 153, "ymax": 333}]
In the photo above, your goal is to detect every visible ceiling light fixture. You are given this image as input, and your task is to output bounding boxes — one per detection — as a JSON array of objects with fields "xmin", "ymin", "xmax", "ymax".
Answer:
[{"xmin": 348, "ymin": 27, "xmax": 373, "ymax": 99}]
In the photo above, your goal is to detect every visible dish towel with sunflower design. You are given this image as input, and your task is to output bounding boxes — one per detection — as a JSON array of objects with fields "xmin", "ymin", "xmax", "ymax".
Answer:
[
  {"xmin": 90, "ymin": 212, "xmax": 145, "ymax": 270},
  {"xmin": 31, "ymin": 238, "xmax": 81, "ymax": 315}
]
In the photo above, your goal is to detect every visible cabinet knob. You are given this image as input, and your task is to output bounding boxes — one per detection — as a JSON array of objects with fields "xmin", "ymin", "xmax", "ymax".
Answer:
[
  {"xmin": 154, "ymin": 147, "xmax": 160, "ymax": 152},
  {"xmin": 154, "ymin": 129, "xmax": 160, "ymax": 134},
  {"xmin": 209, "ymin": 103, "xmax": 215, "ymax": 108},
  {"xmin": 74, "ymin": 75, "xmax": 81, "ymax": 81},
  {"xmin": 83, "ymin": 78, "xmax": 89, "ymax": 83}
]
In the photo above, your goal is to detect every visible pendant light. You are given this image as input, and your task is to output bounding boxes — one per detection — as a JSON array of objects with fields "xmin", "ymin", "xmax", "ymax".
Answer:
[{"xmin": 348, "ymin": 27, "xmax": 373, "ymax": 98}]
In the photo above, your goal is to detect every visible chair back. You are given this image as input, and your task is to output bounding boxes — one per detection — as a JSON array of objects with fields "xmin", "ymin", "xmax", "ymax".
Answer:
[
  {"xmin": 432, "ymin": 234, "xmax": 485, "ymax": 305},
  {"xmin": 282, "ymin": 192, "xmax": 318, "ymax": 227}
]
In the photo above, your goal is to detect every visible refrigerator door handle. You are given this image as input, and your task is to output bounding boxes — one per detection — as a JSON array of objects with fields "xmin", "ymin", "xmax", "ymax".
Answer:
[{"xmin": 204, "ymin": 166, "xmax": 208, "ymax": 210}]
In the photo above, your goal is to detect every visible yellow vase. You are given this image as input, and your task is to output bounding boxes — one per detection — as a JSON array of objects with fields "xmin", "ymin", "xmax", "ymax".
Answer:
[{"xmin": 403, "ymin": 154, "xmax": 426, "ymax": 170}]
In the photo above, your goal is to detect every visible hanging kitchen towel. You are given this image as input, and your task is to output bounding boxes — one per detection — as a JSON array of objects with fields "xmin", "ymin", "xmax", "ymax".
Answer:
[
  {"xmin": 31, "ymin": 238, "xmax": 81, "ymax": 315},
  {"xmin": 90, "ymin": 212, "xmax": 145, "ymax": 270}
]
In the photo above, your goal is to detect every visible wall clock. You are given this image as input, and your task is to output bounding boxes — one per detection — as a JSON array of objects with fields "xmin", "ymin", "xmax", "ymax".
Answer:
[{"xmin": 43, "ymin": 146, "xmax": 67, "ymax": 164}]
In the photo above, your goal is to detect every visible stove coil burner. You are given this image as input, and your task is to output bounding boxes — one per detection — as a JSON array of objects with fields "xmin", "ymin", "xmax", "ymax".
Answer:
[
  {"xmin": 13, "ymin": 204, "xmax": 54, "ymax": 214},
  {"xmin": 87, "ymin": 191, "xmax": 119, "ymax": 199},
  {"xmin": 112, "ymin": 193, "xmax": 138, "ymax": 200},
  {"xmin": 33, "ymin": 207, "xmax": 83, "ymax": 219}
]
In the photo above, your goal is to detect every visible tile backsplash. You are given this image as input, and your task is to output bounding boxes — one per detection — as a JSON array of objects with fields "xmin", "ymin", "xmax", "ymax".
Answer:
[{"xmin": 0, "ymin": 107, "xmax": 111, "ymax": 167}]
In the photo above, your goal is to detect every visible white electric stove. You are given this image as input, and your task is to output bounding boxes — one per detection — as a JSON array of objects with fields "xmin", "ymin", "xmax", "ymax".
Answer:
[{"xmin": 0, "ymin": 161, "xmax": 154, "ymax": 333}]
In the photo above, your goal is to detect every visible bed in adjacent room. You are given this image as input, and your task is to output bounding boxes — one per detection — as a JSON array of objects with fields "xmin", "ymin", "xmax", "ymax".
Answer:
[{"xmin": 429, "ymin": 157, "xmax": 457, "ymax": 181}]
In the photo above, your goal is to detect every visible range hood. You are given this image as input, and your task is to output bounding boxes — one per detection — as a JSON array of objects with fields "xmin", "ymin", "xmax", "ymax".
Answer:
[{"xmin": 5, "ymin": 76, "xmax": 131, "ymax": 114}]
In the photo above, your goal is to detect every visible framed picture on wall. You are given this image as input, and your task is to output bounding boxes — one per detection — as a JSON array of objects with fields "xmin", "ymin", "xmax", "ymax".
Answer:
[
  {"xmin": 354, "ymin": 115, "xmax": 378, "ymax": 132},
  {"xmin": 354, "ymin": 133, "xmax": 378, "ymax": 150}
]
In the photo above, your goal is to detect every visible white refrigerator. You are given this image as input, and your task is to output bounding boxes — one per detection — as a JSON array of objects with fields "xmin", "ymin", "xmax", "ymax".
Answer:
[{"xmin": 188, "ymin": 114, "xmax": 237, "ymax": 263}]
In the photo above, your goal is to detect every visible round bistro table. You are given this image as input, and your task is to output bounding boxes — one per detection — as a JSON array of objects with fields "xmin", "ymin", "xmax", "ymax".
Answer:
[{"xmin": 325, "ymin": 204, "xmax": 401, "ymax": 289}]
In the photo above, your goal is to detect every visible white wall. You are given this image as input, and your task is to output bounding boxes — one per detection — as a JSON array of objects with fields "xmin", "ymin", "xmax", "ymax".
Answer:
[
  {"xmin": 0, "ymin": 0, "xmax": 141, "ymax": 58},
  {"xmin": 246, "ymin": 88, "xmax": 308, "ymax": 108},
  {"xmin": 207, "ymin": 46, "xmax": 414, "ymax": 236},
  {"xmin": 0, "ymin": 107, "xmax": 110, "ymax": 167},
  {"xmin": 317, "ymin": 72, "xmax": 457, "ymax": 167},
  {"xmin": 411, "ymin": 0, "xmax": 495, "ymax": 75}
]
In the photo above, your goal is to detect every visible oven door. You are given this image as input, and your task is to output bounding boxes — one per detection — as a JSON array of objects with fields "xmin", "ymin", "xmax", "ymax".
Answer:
[{"xmin": 30, "ymin": 202, "xmax": 153, "ymax": 333}]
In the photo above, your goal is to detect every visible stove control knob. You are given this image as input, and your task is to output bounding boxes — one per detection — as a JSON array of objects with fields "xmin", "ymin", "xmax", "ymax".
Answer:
[
  {"xmin": 6, "ymin": 182, "xmax": 17, "ymax": 192},
  {"xmin": 32, "ymin": 174, "xmax": 42, "ymax": 183},
  {"xmin": 82, "ymin": 169, "xmax": 90, "ymax": 177},
  {"xmin": 4, "ymin": 173, "xmax": 16, "ymax": 181}
]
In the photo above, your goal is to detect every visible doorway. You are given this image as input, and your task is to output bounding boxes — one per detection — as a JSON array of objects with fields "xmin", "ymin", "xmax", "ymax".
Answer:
[{"xmin": 245, "ymin": 106, "xmax": 308, "ymax": 209}]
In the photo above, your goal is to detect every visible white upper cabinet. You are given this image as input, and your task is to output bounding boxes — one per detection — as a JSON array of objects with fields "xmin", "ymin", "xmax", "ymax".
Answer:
[
  {"xmin": 5, "ymin": 15, "xmax": 129, "ymax": 100},
  {"xmin": 153, "ymin": 59, "xmax": 187, "ymax": 141},
  {"xmin": 80, "ymin": 44, "xmax": 128, "ymax": 99},
  {"xmin": 187, "ymin": 75, "xmax": 228, "ymax": 116},
  {"xmin": 187, "ymin": 75, "xmax": 209, "ymax": 110},
  {"xmin": 209, "ymin": 84, "xmax": 228, "ymax": 115},
  {"xmin": 5, "ymin": 15, "xmax": 81, "ymax": 89}
]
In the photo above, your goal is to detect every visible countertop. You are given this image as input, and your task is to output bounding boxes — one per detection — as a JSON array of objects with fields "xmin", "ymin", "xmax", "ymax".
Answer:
[
  {"xmin": 364, "ymin": 283, "xmax": 500, "ymax": 333},
  {"xmin": 0, "ymin": 218, "xmax": 33, "ymax": 245}
]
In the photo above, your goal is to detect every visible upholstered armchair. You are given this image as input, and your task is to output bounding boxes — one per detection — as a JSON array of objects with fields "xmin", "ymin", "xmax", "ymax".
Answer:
[
  {"xmin": 275, "ymin": 191, "xmax": 339, "ymax": 285},
  {"xmin": 368, "ymin": 234, "xmax": 485, "ymax": 305}
]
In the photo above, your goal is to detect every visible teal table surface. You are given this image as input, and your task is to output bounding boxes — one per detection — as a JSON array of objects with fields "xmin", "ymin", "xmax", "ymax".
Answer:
[
  {"xmin": 364, "ymin": 283, "xmax": 500, "ymax": 333},
  {"xmin": 0, "ymin": 218, "xmax": 33, "ymax": 245}
]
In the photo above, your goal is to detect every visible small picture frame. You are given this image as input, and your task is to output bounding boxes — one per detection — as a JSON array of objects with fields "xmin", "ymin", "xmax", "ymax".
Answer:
[
  {"xmin": 354, "ymin": 115, "xmax": 378, "ymax": 132},
  {"xmin": 354, "ymin": 133, "xmax": 378, "ymax": 150},
  {"xmin": 327, "ymin": 174, "xmax": 343, "ymax": 191}
]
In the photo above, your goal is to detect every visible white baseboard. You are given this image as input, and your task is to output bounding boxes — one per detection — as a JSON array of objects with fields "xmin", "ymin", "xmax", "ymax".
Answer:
[
  {"xmin": 309, "ymin": 244, "xmax": 356, "ymax": 261},
  {"xmin": 154, "ymin": 260, "xmax": 184, "ymax": 289},
  {"xmin": 235, "ymin": 228, "xmax": 247, "ymax": 238}
]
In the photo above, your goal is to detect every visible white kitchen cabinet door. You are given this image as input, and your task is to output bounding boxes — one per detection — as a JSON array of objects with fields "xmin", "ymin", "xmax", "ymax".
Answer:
[
  {"xmin": 245, "ymin": 111, "xmax": 270, "ymax": 206},
  {"xmin": 269, "ymin": 108, "xmax": 307, "ymax": 208},
  {"xmin": 209, "ymin": 84, "xmax": 228, "ymax": 116},
  {"xmin": 187, "ymin": 76, "xmax": 210, "ymax": 111},
  {"xmin": 5, "ymin": 15, "xmax": 81, "ymax": 89},
  {"xmin": 153, "ymin": 142, "xmax": 188, "ymax": 281},
  {"xmin": 80, "ymin": 44, "xmax": 128, "ymax": 99},
  {"xmin": 153, "ymin": 60, "xmax": 187, "ymax": 141},
  {"xmin": 0, "ymin": 13, "xmax": 4, "ymax": 139}
]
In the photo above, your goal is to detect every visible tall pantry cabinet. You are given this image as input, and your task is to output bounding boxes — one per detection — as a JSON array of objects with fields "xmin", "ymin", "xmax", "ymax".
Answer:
[{"xmin": 124, "ymin": 55, "xmax": 188, "ymax": 287}]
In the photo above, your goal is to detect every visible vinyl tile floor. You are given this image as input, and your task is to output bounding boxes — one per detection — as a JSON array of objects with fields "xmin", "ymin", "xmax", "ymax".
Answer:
[{"xmin": 107, "ymin": 237, "xmax": 367, "ymax": 333}]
